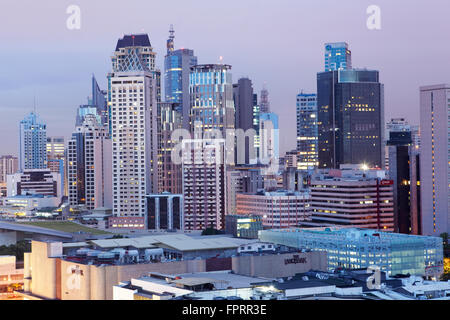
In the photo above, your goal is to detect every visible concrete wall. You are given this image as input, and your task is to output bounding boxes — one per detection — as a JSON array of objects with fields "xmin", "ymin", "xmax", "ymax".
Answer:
[
  {"xmin": 29, "ymin": 241, "xmax": 58, "ymax": 299},
  {"xmin": 57, "ymin": 258, "xmax": 206, "ymax": 300},
  {"xmin": 232, "ymin": 252, "xmax": 327, "ymax": 278}
]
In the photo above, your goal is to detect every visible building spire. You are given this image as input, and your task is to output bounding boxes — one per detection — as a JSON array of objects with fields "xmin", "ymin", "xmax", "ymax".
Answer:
[{"xmin": 167, "ymin": 24, "xmax": 175, "ymax": 54}]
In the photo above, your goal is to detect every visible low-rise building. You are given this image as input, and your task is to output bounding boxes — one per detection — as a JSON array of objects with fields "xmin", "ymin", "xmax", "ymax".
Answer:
[
  {"xmin": 259, "ymin": 227, "xmax": 444, "ymax": 279},
  {"xmin": 224, "ymin": 214, "xmax": 263, "ymax": 239},
  {"xmin": 236, "ymin": 190, "xmax": 311, "ymax": 228},
  {"xmin": 0, "ymin": 256, "xmax": 24, "ymax": 294},
  {"xmin": 307, "ymin": 166, "xmax": 394, "ymax": 231}
]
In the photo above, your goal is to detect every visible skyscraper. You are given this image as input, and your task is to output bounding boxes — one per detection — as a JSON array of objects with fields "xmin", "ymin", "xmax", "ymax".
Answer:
[
  {"xmin": 108, "ymin": 34, "xmax": 158, "ymax": 228},
  {"xmin": 296, "ymin": 93, "xmax": 318, "ymax": 170},
  {"xmin": 259, "ymin": 112, "xmax": 279, "ymax": 165},
  {"xmin": 46, "ymin": 136, "xmax": 66, "ymax": 198},
  {"xmin": 19, "ymin": 112, "xmax": 47, "ymax": 171},
  {"xmin": 259, "ymin": 86, "xmax": 270, "ymax": 113},
  {"xmin": 76, "ymin": 76, "xmax": 108, "ymax": 127},
  {"xmin": 190, "ymin": 64, "xmax": 235, "ymax": 164},
  {"xmin": 67, "ymin": 115, "xmax": 112, "ymax": 210},
  {"xmin": 190, "ymin": 64, "xmax": 235, "ymax": 135},
  {"xmin": 164, "ymin": 25, "xmax": 198, "ymax": 131},
  {"xmin": 181, "ymin": 139, "xmax": 226, "ymax": 230},
  {"xmin": 419, "ymin": 84, "xmax": 450, "ymax": 236},
  {"xmin": 317, "ymin": 69, "xmax": 385, "ymax": 169},
  {"xmin": 157, "ymin": 102, "xmax": 183, "ymax": 194},
  {"xmin": 233, "ymin": 78, "xmax": 256, "ymax": 164},
  {"xmin": 324, "ymin": 42, "xmax": 352, "ymax": 71}
]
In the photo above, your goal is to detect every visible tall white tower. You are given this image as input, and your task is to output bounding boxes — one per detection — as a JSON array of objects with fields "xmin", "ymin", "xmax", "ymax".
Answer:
[{"xmin": 108, "ymin": 34, "xmax": 158, "ymax": 229}]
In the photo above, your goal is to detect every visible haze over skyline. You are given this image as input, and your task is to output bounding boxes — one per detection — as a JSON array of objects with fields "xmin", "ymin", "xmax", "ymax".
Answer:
[{"xmin": 1, "ymin": 0, "xmax": 450, "ymax": 156}]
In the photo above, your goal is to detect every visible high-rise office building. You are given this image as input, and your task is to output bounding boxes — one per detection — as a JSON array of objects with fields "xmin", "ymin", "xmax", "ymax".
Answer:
[
  {"xmin": 317, "ymin": 69, "xmax": 385, "ymax": 169},
  {"xmin": 306, "ymin": 166, "xmax": 394, "ymax": 231},
  {"xmin": 190, "ymin": 64, "xmax": 235, "ymax": 165},
  {"xmin": 164, "ymin": 25, "xmax": 198, "ymax": 131},
  {"xmin": 76, "ymin": 76, "xmax": 108, "ymax": 127},
  {"xmin": 181, "ymin": 139, "xmax": 226, "ymax": 230},
  {"xmin": 108, "ymin": 34, "xmax": 159, "ymax": 228},
  {"xmin": 46, "ymin": 137, "xmax": 66, "ymax": 198},
  {"xmin": 252, "ymin": 93, "xmax": 260, "ymax": 159},
  {"xmin": 388, "ymin": 144, "xmax": 421, "ymax": 234},
  {"xmin": 259, "ymin": 86, "xmax": 270, "ymax": 113},
  {"xmin": 419, "ymin": 84, "xmax": 450, "ymax": 236},
  {"xmin": 259, "ymin": 112, "xmax": 279, "ymax": 165},
  {"xmin": 157, "ymin": 102, "xmax": 183, "ymax": 194},
  {"xmin": 226, "ymin": 166, "xmax": 264, "ymax": 215},
  {"xmin": 190, "ymin": 64, "xmax": 235, "ymax": 135},
  {"xmin": 233, "ymin": 78, "xmax": 257, "ymax": 164},
  {"xmin": 324, "ymin": 42, "xmax": 352, "ymax": 71},
  {"xmin": 0, "ymin": 156, "xmax": 18, "ymax": 184},
  {"xmin": 19, "ymin": 112, "xmax": 47, "ymax": 171},
  {"xmin": 146, "ymin": 193, "xmax": 183, "ymax": 230},
  {"xmin": 7, "ymin": 169, "xmax": 61, "ymax": 199},
  {"xmin": 296, "ymin": 93, "xmax": 318, "ymax": 170},
  {"xmin": 67, "ymin": 115, "xmax": 112, "ymax": 210},
  {"xmin": 236, "ymin": 190, "xmax": 311, "ymax": 229}
]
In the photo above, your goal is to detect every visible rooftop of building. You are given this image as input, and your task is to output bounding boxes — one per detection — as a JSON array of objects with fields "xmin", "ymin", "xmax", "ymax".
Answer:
[
  {"xmin": 115, "ymin": 34, "xmax": 151, "ymax": 51},
  {"xmin": 243, "ymin": 189, "xmax": 310, "ymax": 197},
  {"xmin": 260, "ymin": 227, "xmax": 443, "ymax": 244}
]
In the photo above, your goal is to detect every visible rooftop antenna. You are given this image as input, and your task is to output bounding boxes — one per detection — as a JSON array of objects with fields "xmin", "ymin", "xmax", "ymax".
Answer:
[
  {"xmin": 167, "ymin": 24, "xmax": 175, "ymax": 54},
  {"xmin": 169, "ymin": 24, "xmax": 175, "ymax": 41}
]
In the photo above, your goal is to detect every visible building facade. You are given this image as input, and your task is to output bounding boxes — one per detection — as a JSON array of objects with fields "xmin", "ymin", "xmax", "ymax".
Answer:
[
  {"xmin": 296, "ymin": 93, "xmax": 318, "ymax": 170},
  {"xmin": 19, "ymin": 112, "xmax": 47, "ymax": 171},
  {"xmin": 157, "ymin": 102, "xmax": 183, "ymax": 194},
  {"xmin": 324, "ymin": 42, "xmax": 352, "ymax": 71},
  {"xmin": 109, "ymin": 34, "xmax": 159, "ymax": 227},
  {"xmin": 67, "ymin": 115, "xmax": 112, "ymax": 210},
  {"xmin": 259, "ymin": 227, "xmax": 444, "ymax": 278},
  {"xmin": 7, "ymin": 169, "xmax": 61, "ymax": 199},
  {"xmin": 164, "ymin": 26, "xmax": 198, "ymax": 131},
  {"xmin": 259, "ymin": 112, "xmax": 279, "ymax": 166},
  {"xmin": 307, "ymin": 167, "xmax": 394, "ymax": 231},
  {"xmin": 419, "ymin": 84, "xmax": 450, "ymax": 236},
  {"xmin": 236, "ymin": 190, "xmax": 311, "ymax": 228},
  {"xmin": 182, "ymin": 139, "xmax": 226, "ymax": 230},
  {"xmin": 317, "ymin": 69, "xmax": 385, "ymax": 169},
  {"xmin": 233, "ymin": 78, "xmax": 257, "ymax": 165},
  {"xmin": 0, "ymin": 156, "xmax": 18, "ymax": 184},
  {"xmin": 146, "ymin": 193, "xmax": 183, "ymax": 231}
]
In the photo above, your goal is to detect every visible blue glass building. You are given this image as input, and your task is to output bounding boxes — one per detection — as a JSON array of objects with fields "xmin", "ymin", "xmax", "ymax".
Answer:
[
  {"xmin": 324, "ymin": 42, "xmax": 352, "ymax": 71},
  {"xmin": 164, "ymin": 26, "xmax": 198, "ymax": 130},
  {"xmin": 317, "ymin": 69, "xmax": 385, "ymax": 169},
  {"xmin": 296, "ymin": 93, "xmax": 318, "ymax": 170},
  {"xmin": 259, "ymin": 112, "xmax": 279, "ymax": 163},
  {"xmin": 19, "ymin": 112, "xmax": 47, "ymax": 171}
]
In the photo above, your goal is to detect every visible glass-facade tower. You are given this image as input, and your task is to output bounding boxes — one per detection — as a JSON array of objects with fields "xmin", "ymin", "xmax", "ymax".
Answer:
[
  {"xmin": 317, "ymin": 69, "xmax": 385, "ymax": 169},
  {"xmin": 19, "ymin": 112, "xmax": 47, "ymax": 171},
  {"xmin": 324, "ymin": 42, "xmax": 352, "ymax": 71},
  {"xmin": 296, "ymin": 93, "xmax": 318, "ymax": 170},
  {"xmin": 164, "ymin": 26, "xmax": 198, "ymax": 130}
]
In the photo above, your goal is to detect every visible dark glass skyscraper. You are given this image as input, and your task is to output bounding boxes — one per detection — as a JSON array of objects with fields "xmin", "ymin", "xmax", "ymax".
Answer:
[
  {"xmin": 317, "ymin": 69, "xmax": 385, "ymax": 169},
  {"xmin": 164, "ymin": 26, "xmax": 198, "ymax": 130},
  {"xmin": 233, "ymin": 78, "xmax": 256, "ymax": 164}
]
